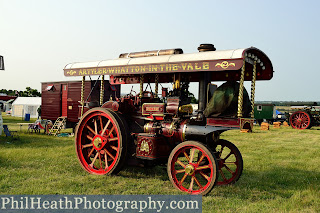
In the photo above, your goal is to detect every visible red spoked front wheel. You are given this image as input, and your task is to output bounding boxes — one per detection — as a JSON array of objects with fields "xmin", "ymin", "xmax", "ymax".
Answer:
[
  {"xmin": 290, "ymin": 111, "xmax": 312, "ymax": 129},
  {"xmin": 215, "ymin": 139, "xmax": 243, "ymax": 185},
  {"xmin": 75, "ymin": 108, "xmax": 127, "ymax": 175},
  {"xmin": 167, "ymin": 141, "xmax": 218, "ymax": 195}
]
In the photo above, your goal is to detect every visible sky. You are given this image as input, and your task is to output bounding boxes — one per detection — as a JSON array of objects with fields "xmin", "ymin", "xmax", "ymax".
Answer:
[{"xmin": 0, "ymin": 0, "xmax": 319, "ymax": 101}]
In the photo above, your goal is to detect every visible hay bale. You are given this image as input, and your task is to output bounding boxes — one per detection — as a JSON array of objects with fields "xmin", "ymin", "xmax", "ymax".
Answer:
[
  {"xmin": 283, "ymin": 121, "xmax": 289, "ymax": 127},
  {"xmin": 261, "ymin": 122, "xmax": 269, "ymax": 130},
  {"xmin": 273, "ymin": 122, "xmax": 281, "ymax": 128}
]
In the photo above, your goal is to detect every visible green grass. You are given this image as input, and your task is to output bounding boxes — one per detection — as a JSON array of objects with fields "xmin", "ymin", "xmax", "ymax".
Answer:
[{"xmin": 1, "ymin": 112, "xmax": 320, "ymax": 212}]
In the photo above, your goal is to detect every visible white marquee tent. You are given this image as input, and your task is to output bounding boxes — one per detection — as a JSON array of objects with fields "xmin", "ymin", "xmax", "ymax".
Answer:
[{"xmin": 11, "ymin": 97, "xmax": 41, "ymax": 118}]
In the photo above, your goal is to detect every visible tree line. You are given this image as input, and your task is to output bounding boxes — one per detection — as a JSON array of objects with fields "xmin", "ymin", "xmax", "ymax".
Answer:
[{"xmin": 0, "ymin": 87, "xmax": 41, "ymax": 97}]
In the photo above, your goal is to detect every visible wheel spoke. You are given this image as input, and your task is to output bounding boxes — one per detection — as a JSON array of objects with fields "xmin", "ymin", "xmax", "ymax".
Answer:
[
  {"xmin": 99, "ymin": 116, "xmax": 104, "ymax": 132},
  {"xmin": 110, "ymin": 145, "xmax": 118, "ymax": 151},
  {"xmin": 189, "ymin": 176, "xmax": 194, "ymax": 191},
  {"xmin": 183, "ymin": 151, "xmax": 190, "ymax": 162},
  {"xmin": 224, "ymin": 151, "xmax": 233, "ymax": 160},
  {"xmin": 82, "ymin": 143, "xmax": 93, "ymax": 149},
  {"xmin": 104, "ymin": 152, "xmax": 108, "ymax": 169},
  {"xmin": 176, "ymin": 160, "xmax": 186, "ymax": 168},
  {"xmin": 104, "ymin": 148, "xmax": 115, "ymax": 160},
  {"xmin": 189, "ymin": 148, "xmax": 195, "ymax": 163},
  {"xmin": 87, "ymin": 148, "xmax": 95, "ymax": 158},
  {"xmin": 99, "ymin": 153, "xmax": 102, "ymax": 169},
  {"xmin": 108, "ymin": 137, "xmax": 119, "ymax": 142},
  {"xmin": 224, "ymin": 165, "xmax": 235, "ymax": 175},
  {"xmin": 196, "ymin": 165, "xmax": 210, "ymax": 170},
  {"xmin": 175, "ymin": 169, "xmax": 185, "ymax": 174},
  {"xmin": 101, "ymin": 120, "xmax": 111, "ymax": 136},
  {"xmin": 219, "ymin": 169, "xmax": 227, "ymax": 181},
  {"xmin": 180, "ymin": 173, "xmax": 188, "ymax": 184},
  {"xmin": 224, "ymin": 161, "xmax": 236, "ymax": 165},
  {"xmin": 94, "ymin": 119, "xmax": 98, "ymax": 135},
  {"xmin": 90, "ymin": 152, "xmax": 99, "ymax": 167},
  {"xmin": 86, "ymin": 125, "xmax": 96, "ymax": 135},
  {"xmin": 197, "ymin": 154, "xmax": 205, "ymax": 165},
  {"xmin": 193, "ymin": 176, "xmax": 203, "ymax": 188},
  {"xmin": 219, "ymin": 146, "xmax": 225, "ymax": 158},
  {"xmin": 107, "ymin": 126, "xmax": 115, "ymax": 138},
  {"xmin": 200, "ymin": 171, "xmax": 210, "ymax": 181},
  {"xmin": 86, "ymin": 135, "xmax": 93, "ymax": 141}
]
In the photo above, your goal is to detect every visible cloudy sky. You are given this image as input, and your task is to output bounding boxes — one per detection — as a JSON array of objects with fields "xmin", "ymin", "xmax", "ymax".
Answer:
[{"xmin": 0, "ymin": 0, "xmax": 319, "ymax": 101}]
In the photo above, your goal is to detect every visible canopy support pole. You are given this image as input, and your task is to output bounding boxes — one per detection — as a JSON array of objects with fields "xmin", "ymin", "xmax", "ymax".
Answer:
[
  {"xmin": 250, "ymin": 61, "xmax": 257, "ymax": 118},
  {"xmin": 139, "ymin": 74, "xmax": 144, "ymax": 98},
  {"xmin": 237, "ymin": 59, "xmax": 245, "ymax": 118},
  {"xmin": 80, "ymin": 76, "xmax": 85, "ymax": 117},
  {"xmin": 100, "ymin": 75, "xmax": 104, "ymax": 106},
  {"xmin": 155, "ymin": 74, "xmax": 159, "ymax": 97}
]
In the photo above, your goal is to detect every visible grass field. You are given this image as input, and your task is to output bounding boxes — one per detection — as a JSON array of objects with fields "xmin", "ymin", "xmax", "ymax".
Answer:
[{"xmin": 1, "ymin": 112, "xmax": 320, "ymax": 212}]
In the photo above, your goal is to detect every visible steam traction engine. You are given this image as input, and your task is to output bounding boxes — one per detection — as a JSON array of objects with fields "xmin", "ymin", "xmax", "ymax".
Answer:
[{"xmin": 64, "ymin": 45, "xmax": 273, "ymax": 195}]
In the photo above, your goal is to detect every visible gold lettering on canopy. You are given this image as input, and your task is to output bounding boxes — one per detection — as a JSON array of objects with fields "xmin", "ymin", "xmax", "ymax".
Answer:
[{"xmin": 65, "ymin": 60, "xmax": 241, "ymax": 76}]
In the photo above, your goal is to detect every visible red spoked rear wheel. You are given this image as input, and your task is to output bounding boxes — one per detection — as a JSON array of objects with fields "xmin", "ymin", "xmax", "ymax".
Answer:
[
  {"xmin": 75, "ymin": 108, "xmax": 127, "ymax": 175},
  {"xmin": 290, "ymin": 111, "xmax": 312, "ymax": 129},
  {"xmin": 215, "ymin": 139, "xmax": 243, "ymax": 185},
  {"xmin": 167, "ymin": 141, "xmax": 218, "ymax": 195}
]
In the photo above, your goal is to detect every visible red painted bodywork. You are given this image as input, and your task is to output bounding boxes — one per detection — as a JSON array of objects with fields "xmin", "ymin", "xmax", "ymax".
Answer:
[
  {"xmin": 61, "ymin": 84, "xmax": 68, "ymax": 117},
  {"xmin": 136, "ymin": 133, "xmax": 171, "ymax": 160},
  {"xmin": 41, "ymin": 80, "xmax": 120, "ymax": 124},
  {"xmin": 0, "ymin": 95, "xmax": 16, "ymax": 102}
]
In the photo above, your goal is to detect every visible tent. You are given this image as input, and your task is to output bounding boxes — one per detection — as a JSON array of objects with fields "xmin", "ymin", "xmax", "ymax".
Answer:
[{"xmin": 11, "ymin": 97, "xmax": 41, "ymax": 118}]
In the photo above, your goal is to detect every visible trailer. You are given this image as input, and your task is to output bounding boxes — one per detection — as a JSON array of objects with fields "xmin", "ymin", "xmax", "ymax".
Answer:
[
  {"xmin": 41, "ymin": 80, "xmax": 120, "ymax": 128},
  {"xmin": 64, "ymin": 44, "xmax": 273, "ymax": 195}
]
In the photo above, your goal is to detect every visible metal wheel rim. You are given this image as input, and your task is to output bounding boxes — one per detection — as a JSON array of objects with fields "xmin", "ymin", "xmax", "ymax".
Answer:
[
  {"xmin": 290, "ymin": 111, "xmax": 311, "ymax": 129},
  {"xmin": 169, "ymin": 143, "xmax": 216, "ymax": 195},
  {"xmin": 76, "ymin": 109, "xmax": 122, "ymax": 175},
  {"xmin": 215, "ymin": 140, "xmax": 242, "ymax": 185}
]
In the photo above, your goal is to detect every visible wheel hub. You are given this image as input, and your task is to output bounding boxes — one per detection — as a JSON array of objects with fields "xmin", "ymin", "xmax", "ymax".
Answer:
[
  {"xmin": 93, "ymin": 136, "xmax": 105, "ymax": 150},
  {"xmin": 185, "ymin": 164, "xmax": 195, "ymax": 175}
]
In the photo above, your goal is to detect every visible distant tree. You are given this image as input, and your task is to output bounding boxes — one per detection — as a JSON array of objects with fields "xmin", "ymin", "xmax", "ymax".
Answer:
[
  {"xmin": 188, "ymin": 92, "xmax": 198, "ymax": 104},
  {"xmin": 0, "ymin": 87, "xmax": 41, "ymax": 97}
]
